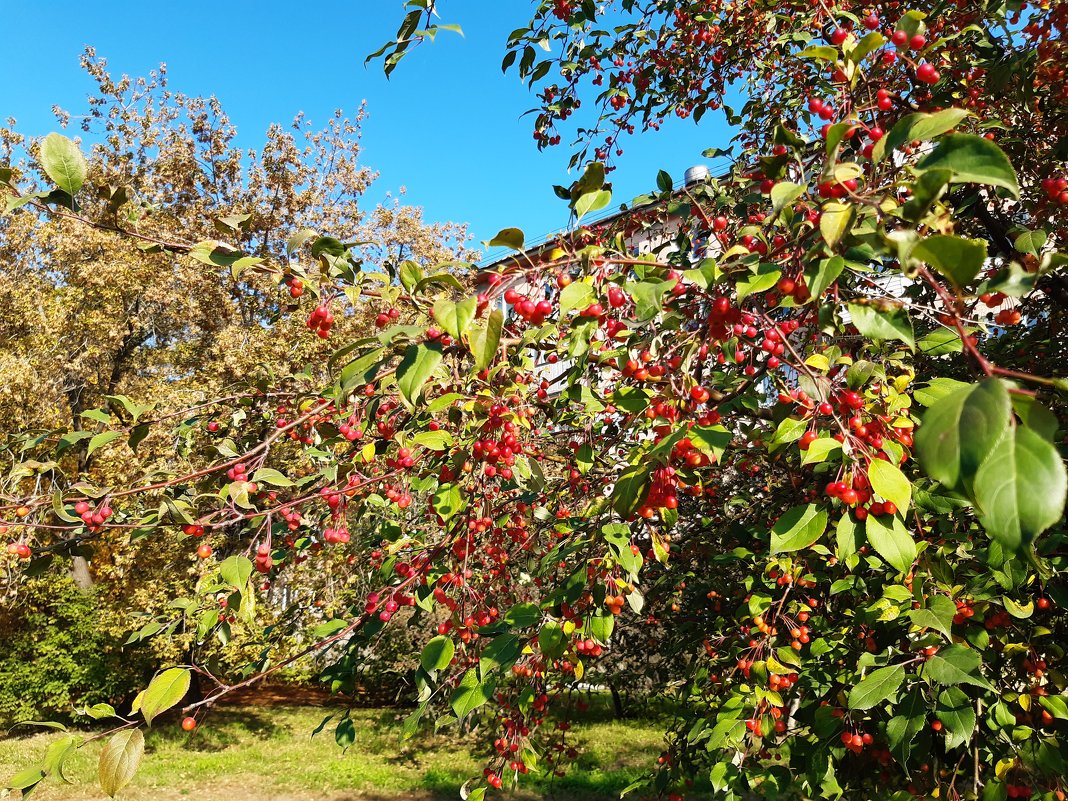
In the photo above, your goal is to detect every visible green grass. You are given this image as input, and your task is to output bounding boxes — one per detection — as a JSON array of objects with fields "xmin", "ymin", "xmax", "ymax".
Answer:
[{"xmin": 0, "ymin": 703, "xmax": 669, "ymax": 801}]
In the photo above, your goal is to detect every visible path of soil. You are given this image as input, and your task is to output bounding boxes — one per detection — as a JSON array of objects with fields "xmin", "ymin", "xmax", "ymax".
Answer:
[
  {"xmin": 217, "ymin": 682, "xmax": 408, "ymax": 708},
  {"xmin": 217, "ymin": 683, "xmax": 346, "ymax": 707}
]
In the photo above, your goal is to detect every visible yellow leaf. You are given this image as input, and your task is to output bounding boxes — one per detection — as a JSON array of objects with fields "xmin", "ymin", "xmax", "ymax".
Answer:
[{"xmin": 805, "ymin": 354, "xmax": 831, "ymax": 371}]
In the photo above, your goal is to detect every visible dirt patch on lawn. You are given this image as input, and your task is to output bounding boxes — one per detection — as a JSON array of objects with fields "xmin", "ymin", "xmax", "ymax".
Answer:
[
  {"xmin": 218, "ymin": 683, "xmax": 343, "ymax": 707},
  {"xmin": 217, "ymin": 683, "xmax": 408, "ymax": 709}
]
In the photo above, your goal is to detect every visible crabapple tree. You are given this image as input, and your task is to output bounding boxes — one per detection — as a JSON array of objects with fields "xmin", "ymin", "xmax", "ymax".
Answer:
[{"xmin": 4, "ymin": 1, "xmax": 1068, "ymax": 800}]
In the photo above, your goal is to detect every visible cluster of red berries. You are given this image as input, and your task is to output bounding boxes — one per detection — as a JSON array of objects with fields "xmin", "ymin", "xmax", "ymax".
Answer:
[
  {"xmin": 321, "ymin": 526, "xmax": 350, "ymax": 544},
  {"xmin": 636, "ymin": 465, "xmax": 679, "ymax": 519},
  {"xmin": 5, "ymin": 542, "xmax": 31, "ymax": 559},
  {"xmin": 374, "ymin": 307, "xmax": 400, "ymax": 328},
  {"xmin": 306, "ymin": 304, "xmax": 334, "ymax": 339},
  {"xmin": 1040, "ymin": 176, "xmax": 1068, "ymax": 205},
  {"xmin": 550, "ymin": 0, "xmax": 572, "ymax": 21},
  {"xmin": 226, "ymin": 462, "xmax": 251, "ymax": 482},
  {"xmin": 503, "ymin": 288, "xmax": 554, "ymax": 325},
  {"xmin": 364, "ymin": 588, "xmax": 416, "ymax": 623},
  {"xmin": 255, "ymin": 543, "xmax": 272, "ymax": 573},
  {"xmin": 283, "ymin": 276, "xmax": 303, "ymax": 298},
  {"xmin": 337, "ymin": 417, "xmax": 363, "ymax": 441},
  {"xmin": 670, "ymin": 438, "xmax": 713, "ymax": 469},
  {"xmin": 574, "ymin": 637, "xmax": 603, "ymax": 657},
  {"xmin": 74, "ymin": 500, "xmax": 113, "ymax": 529},
  {"xmin": 994, "ymin": 308, "xmax": 1023, "ymax": 326},
  {"xmin": 840, "ymin": 729, "xmax": 875, "ymax": 753}
]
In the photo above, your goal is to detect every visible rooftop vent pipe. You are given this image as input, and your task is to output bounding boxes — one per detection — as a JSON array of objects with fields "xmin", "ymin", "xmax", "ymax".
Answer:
[{"xmin": 684, "ymin": 164, "xmax": 710, "ymax": 186}]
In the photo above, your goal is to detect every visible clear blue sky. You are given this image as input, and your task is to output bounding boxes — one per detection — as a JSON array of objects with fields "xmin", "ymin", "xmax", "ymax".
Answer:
[{"xmin": 0, "ymin": 1, "xmax": 733, "ymax": 259}]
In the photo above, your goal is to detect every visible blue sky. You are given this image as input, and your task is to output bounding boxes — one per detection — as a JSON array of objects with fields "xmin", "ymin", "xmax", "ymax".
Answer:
[{"xmin": 0, "ymin": 1, "xmax": 733, "ymax": 259}]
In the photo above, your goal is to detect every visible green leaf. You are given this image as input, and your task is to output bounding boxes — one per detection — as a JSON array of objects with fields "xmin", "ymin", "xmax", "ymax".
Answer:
[
  {"xmin": 7, "ymin": 765, "xmax": 46, "ymax": 792},
  {"xmin": 847, "ymin": 303, "xmax": 915, "ymax": 349},
  {"xmin": 450, "ymin": 669, "xmax": 494, "ymax": 719},
  {"xmin": 1002, "ymin": 596, "xmax": 1034, "ymax": 619},
  {"xmin": 937, "ymin": 687, "xmax": 976, "ymax": 750},
  {"xmin": 735, "ymin": 263, "xmax": 781, "ymax": 301},
  {"xmin": 469, "ymin": 309, "xmax": 503, "ymax": 371},
  {"xmin": 480, "ymin": 633, "xmax": 521, "ymax": 675},
  {"xmin": 432, "ymin": 483, "xmax": 464, "ymax": 522},
  {"xmin": 611, "ymin": 463, "xmax": 650, "ymax": 518},
  {"xmin": 820, "ymin": 202, "xmax": 855, "ymax": 247},
  {"xmin": 798, "ymin": 45, "xmax": 838, "ymax": 60},
  {"xmin": 916, "ymin": 134, "xmax": 1020, "ymax": 198},
  {"xmin": 912, "ymin": 235, "xmax": 988, "ymax": 288},
  {"xmin": 538, "ymin": 622, "xmax": 567, "ymax": 660},
  {"xmin": 40, "ymin": 133, "xmax": 87, "ymax": 196},
  {"xmin": 575, "ymin": 188, "xmax": 612, "ymax": 219},
  {"xmin": 432, "ymin": 297, "xmax": 478, "ymax": 340},
  {"xmin": 250, "ymin": 468, "xmax": 293, "ymax": 486},
  {"xmin": 915, "ymin": 378, "xmax": 1010, "ymax": 490},
  {"xmin": 917, "ymin": 328, "xmax": 965, "ymax": 356},
  {"xmin": 627, "ymin": 279, "xmax": 675, "ymax": 321},
  {"xmin": 504, "ymin": 603, "xmax": 540, "ymax": 628},
  {"xmin": 973, "ymin": 424, "xmax": 1067, "ymax": 550},
  {"xmin": 420, "ymin": 636, "xmax": 455, "ymax": 672},
  {"xmin": 139, "ymin": 668, "xmax": 191, "ymax": 726},
  {"xmin": 285, "ymin": 228, "xmax": 317, "ymax": 256},
  {"xmin": 334, "ymin": 718, "xmax": 356, "ymax": 749},
  {"xmin": 902, "ymin": 168, "xmax": 953, "ymax": 222},
  {"xmin": 908, "ymin": 595, "xmax": 957, "ymax": 638},
  {"xmin": 865, "ymin": 514, "xmax": 917, "ymax": 573},
  {"xmin": 98, "ymin": 728, "xmax": 144, "ymax": 797},
  {"xmin": 410, "ymin": 429, "xmax": 453, "ymax": 450},
  {"xmin": 583, "ymin": 611, "xmax": 615, "ymax": 643},
  {"xmin": 1014, "ymin": 229, "xmax": 1047, "ymax": 256},
  {"xmin": 886, "ymin": 688, "xmax": 928, "ymax": 764},
  {"xmin": 56, "ymin": 430, "xmax": 94, "ymax": 454},
  {"xmin": 874, "ymin": 108, "xmax": 970, "ymax": 162},
  {"xmin": 914, "ymin": 377, "xmax": 970, "ymax": 408},
  {"xmin": 396, "ymin": 343, "xmax": 444, "ymax": 409},
  {"xmin": 868, "ymin": 459, "xmax": 911, "ymax": 513},
  {"xmin": 484, "ymin": 227, "xmax": 524, "ymax": 250},
  {"xmin": 808, "ymin": 256, "xmax": 845, "ymax": 300},
  {"xmin": 1011, "ymin": 394, "xmax": 1059, "ymax": 440},
  {"xmin": 848, "ymin": 31, "xmax": 886, "ymax": 64},
  {"xmin": 1039, "ymin": 695, "xmax": 1068, "ymax": 721},
  {"xmin": 924, "ymin": 644, "xmax": 992, "ymax": 689},
  {"xmin": 310, "ymin": 236, "xmax": 345, "ymax": 258},
  {"xmin": 399, "ymin": 260, "xmax": 423, "ymax": 292},
  {"xmin": 770, "ymin": 181, "xmax": 805, "ymax": 214},
  {"xmin": 219, "ymin": 556, "xmax": 253, "ymax": 589},
  {"xmin": 310, "ymin": 619, "xmax": 348, "ymax": 638},
  {"xmin": 189, "ymin": 240, "xmax": 244, "ymax": 267},
  {"xmin": 337, "ymin": 347, "xmax": 386, "ymax": 396},
  {"xmin": 42, "ymin": 735, "xmax": 79, "ymax": 784},
  {"xmin": 771, "ymin": 504, "xmax": 828, "ymax": 552},
  {"xmin": 559, "ymin": 281, "xmax": 595, "ymax": 315},
  {"xmin": 849, "ymin": 664, "xmax": 906, "ymax": 710}
]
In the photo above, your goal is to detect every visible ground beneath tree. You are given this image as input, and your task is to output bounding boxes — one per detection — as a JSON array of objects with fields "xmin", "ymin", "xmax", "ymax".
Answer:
[
  {"xmin": 1, "ymin": 702, "xmax": 669, "ymax": 801},
  {"xmin": 219, "ymin": 683, "xmax": 345, "ymax": 707}
]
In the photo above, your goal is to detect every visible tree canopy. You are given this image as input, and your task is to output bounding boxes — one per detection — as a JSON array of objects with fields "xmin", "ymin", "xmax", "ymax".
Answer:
[{"xmin": 3, "ymin": 3, "xmax": 1068, "ymax": 800}]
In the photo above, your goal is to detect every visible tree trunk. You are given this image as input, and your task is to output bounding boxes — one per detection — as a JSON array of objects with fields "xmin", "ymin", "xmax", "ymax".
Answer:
[
  {"xmin": 70, "ymin": 556, "xmax": 95, "ymax": 590},
  {"xmin": 608, "ymin": 680, "xmax": 627, "ymax": 719}
]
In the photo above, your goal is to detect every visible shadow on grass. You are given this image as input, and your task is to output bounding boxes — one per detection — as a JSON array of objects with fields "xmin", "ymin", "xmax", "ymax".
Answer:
[{"xmin": 152, "ymin": 707, "xmax": 286, "ymax": 752}]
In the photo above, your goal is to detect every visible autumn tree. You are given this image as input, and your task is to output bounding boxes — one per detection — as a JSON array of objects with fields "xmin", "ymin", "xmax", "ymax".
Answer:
[{"xmin": 0, "ymin": 48, "xmax": 471, "ymax": 724}]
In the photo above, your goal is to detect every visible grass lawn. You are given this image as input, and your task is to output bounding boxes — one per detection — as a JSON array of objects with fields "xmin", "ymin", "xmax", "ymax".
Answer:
[{"xmin": 0, "ymin": 702, "xmax": 669, "ymax": 801}]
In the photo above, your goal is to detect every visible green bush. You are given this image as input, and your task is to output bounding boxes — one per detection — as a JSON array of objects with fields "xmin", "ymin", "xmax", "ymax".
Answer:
[{"xmin": 0, "ymin": 569, "xmax": 150, "ymax": 729}]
